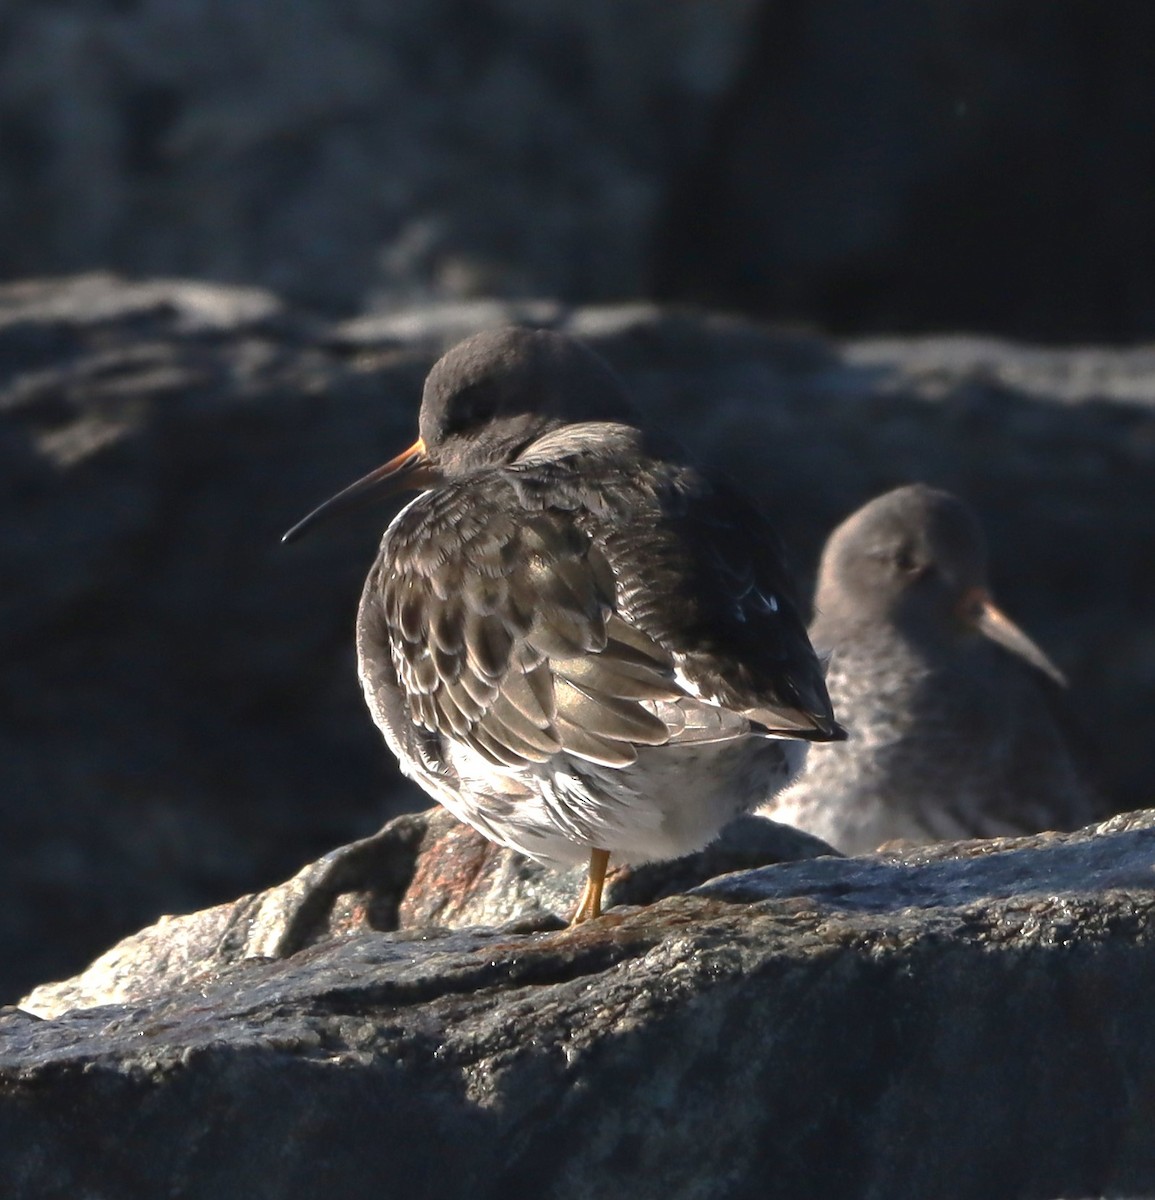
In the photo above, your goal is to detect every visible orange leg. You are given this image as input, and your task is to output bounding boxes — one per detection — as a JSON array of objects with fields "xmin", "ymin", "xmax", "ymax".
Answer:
[{"xmin": 569, "ymin": 848, "xmax": 610, "ymax": 925}]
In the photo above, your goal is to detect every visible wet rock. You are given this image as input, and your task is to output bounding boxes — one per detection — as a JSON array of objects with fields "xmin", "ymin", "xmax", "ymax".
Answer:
[
  {"xmin": 21, "ymin": 810, "xmax": 834, "ymax": 1019},
  {"xmin": 5, "ymin": 811, "xmax": 1155, "ymax": 1200}
]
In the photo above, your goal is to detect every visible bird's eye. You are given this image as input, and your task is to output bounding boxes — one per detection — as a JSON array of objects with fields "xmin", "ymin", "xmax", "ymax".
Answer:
[
  {"xmin": 893, "ymin": 545, "xmax": 920, "ymax": 573},
  {"xmin": 445, "ymin": 382, "xmax": 501, "ymax": 435}
]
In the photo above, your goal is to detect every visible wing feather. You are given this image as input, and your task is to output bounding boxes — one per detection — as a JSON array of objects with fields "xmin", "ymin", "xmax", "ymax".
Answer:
[
  {"xmin": 381, "ymin": 478, "xmax": 683, "ymax": 771},
  {"xmin": 377, "ymin": 455, "xmax": 842, "ymax": 779}
]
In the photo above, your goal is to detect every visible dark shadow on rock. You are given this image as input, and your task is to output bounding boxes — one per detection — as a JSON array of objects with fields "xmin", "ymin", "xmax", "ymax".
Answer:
[{"xmin": 653, "ymin": 2, "xmax": 1155, "ymax": 342}]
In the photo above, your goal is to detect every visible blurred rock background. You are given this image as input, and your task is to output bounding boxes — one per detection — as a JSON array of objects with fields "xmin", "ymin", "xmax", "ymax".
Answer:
[
  {"xmin": 1, "ymin": 1, "xmax": 1153, "ymax": 1001},
  {"xmin": 3, "ymin": 1, "xmax": 1155, "ymax": 336}
]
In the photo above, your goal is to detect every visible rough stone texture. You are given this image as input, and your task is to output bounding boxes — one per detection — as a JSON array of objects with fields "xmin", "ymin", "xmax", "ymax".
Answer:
[
  {"xmin": 2, "ymin": 4, "xmax": 1154, "ymax": 339},
  {"xmin": 16, "ymin": 812, "xmax": 429, "ymax": 1021},
  {"xmin": 4, "ymin": 810, "xmax": 1155, "ymax": 1199},
  {"xmin": 2, "ymin": 274, "xmax": 1153, "ymax": 1002},
  {"xmin": 21, "ymin": 809, "xmax": 834, "ymax": 1019}
]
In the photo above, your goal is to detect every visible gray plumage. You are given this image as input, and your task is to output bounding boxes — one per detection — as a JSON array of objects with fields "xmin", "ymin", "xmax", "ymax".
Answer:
[{"xmin": 762, "ymin": 484, "xmax": 1099, "ymax": 854}]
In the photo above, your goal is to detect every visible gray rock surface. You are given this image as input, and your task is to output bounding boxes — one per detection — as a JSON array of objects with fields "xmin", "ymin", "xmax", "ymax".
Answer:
[
  {"xmin": 4, "ymin": 810, "xmax": 1155, "ymax": 1200},
  {"xmin": 2, "ymin": 274, "xmax": 1153, "ymax": 1002},
  {"xmin": 21, "ymin": 809, "xmax": 834, "ymax": 1019}
]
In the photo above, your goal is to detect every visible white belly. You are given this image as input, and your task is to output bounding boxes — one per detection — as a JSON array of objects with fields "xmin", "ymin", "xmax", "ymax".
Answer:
[{"xmin": 439, "ymin": 735, "xmax": 809, "ymax": 869}]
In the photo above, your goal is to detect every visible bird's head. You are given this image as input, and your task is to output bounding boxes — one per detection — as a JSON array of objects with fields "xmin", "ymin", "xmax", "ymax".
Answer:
[
  {"xmin": 282, "ymin": 327, "xmax": 634, "ymax": 543},
  {"xmin": 814, "ymin": 484, "xmax": 1066, "ymax": 684},
  {"xmin": 417, "ymin": 326, "xmax": 635, "ymax": 474}
]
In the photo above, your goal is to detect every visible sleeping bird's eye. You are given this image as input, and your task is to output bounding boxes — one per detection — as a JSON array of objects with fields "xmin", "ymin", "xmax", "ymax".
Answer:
[{"xmin": 445, "ymin": 382, "xmax": 500, "ymax": 434}]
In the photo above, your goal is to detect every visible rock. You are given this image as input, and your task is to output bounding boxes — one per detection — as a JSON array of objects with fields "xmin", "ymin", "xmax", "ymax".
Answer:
[
  {"xmin": 653, "ymin": 3, "xmax": 1155, "ymax": 340},
  {"xmin": 397, "ymin": 811, "xmax": 835, "ymax": 933},
  {"xmin": 1, "ymin": 274, "xmax": 1153, "ymax": 1002},
  {"xmin": 21, "ymin": 809, "xmax": 834, "ymax": 1019},
  {"xmin": 4, "ymin": 811, "xmax": 1155, "ymax": 1199},
  {"xmin": 3, "ymin": 5, "xmax": 1154, "ymax": 338},
  {"xmin": 0, "ymin": 2, "xmax": 756, "ymax": 312}
]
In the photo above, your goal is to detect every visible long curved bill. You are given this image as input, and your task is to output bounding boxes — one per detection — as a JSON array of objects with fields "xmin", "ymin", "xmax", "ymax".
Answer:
[
  {"xmin": 281, "ymin": 437, "xmax": 439, "ymax": 544},
  {"xmin": 960, "ymin": 586, "xmax": 1068, "ymax": 687}
]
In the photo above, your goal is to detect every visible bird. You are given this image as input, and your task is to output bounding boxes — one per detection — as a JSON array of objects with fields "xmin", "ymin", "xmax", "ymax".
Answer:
[
  {"xmin": 283, "ymin": 326, "xmax": 844, "ymax": 924},
  {"xmin": 761, "ymin": 483, "xmax": 1099, "ymax": 855}
]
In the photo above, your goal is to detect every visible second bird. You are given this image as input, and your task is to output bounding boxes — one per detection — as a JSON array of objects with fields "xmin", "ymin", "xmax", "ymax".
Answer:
[
  {"xmin": 285, "ymin": 327, "xmax": 843, "ymax": 922},
  {"xmin": 762, "ymin": 484, "xmax": 1099, "ymax": 854}
]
